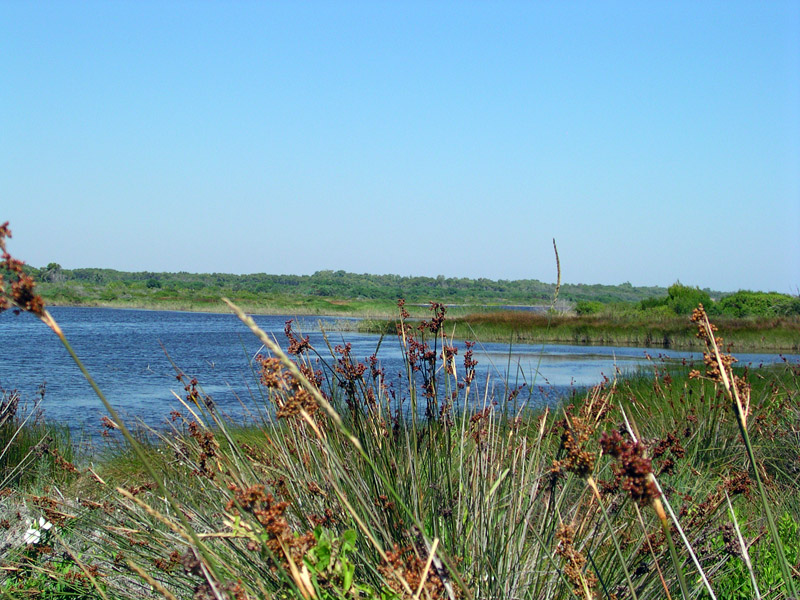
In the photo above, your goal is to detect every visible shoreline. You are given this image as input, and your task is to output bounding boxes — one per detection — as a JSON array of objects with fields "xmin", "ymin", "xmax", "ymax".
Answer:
[
  {"xmin": 42, "ymin": 300, "xmax": 800, "ymax": 353},
  {"xmin": 42, "ymin": 298, "xmax": 398, "ymax": 318}
]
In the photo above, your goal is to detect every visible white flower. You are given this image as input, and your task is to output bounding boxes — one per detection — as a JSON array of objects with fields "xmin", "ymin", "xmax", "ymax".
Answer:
[
  {"xmin": 22, "ymin": 517, "xmax": 53, "ymax": 545},
  {"xmin": 23, "ymin": 527, "xmax": 41, "ymax": 545}
]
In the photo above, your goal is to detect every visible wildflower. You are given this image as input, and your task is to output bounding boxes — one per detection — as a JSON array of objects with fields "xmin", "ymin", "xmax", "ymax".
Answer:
[{"xmin": 23, "ymin": 517, "xmax": 53, "ymax": 545}]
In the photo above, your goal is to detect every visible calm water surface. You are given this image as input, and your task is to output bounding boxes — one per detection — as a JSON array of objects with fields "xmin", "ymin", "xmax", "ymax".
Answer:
[{"xmin": 1, "ymin": 307, "xmax": 795, "ymax": 433}]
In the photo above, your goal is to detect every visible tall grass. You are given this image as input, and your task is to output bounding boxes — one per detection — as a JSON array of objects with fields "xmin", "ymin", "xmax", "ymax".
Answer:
[{"xmin": 0, "ymin": 387, "xmax": 75, "ymax": 490}]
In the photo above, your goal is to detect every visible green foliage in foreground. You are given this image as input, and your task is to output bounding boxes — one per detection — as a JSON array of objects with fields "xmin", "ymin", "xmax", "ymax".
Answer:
[{"xmin": 2, "ymin": 301, "xmax": 800, "ymax": 600}]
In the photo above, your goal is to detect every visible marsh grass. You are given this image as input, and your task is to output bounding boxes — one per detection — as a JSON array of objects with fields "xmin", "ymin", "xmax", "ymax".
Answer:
[
  {"xmin": 37, "ymin": 285, "xmax": 466, "ymax": 320},
  {"xmin": 0, "ymin": 388, "xmax": 76, "ymax": 490},
  {"xmin": 363, "ymin": 311, "xmax": 800, "ymax": 351}
]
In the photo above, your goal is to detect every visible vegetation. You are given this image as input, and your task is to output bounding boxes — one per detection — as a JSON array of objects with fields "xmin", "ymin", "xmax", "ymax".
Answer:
[
  {"xmin": 22, "ymin": 254, "xmax": 800, "ymax": 352},
  {"xmin": 2, "ymin": 221, "xmax": 800, "ymax": 598},
  {"xmin": 361, "ymin": 283, "xmax": 800, "ymax": 351},
  {"xmin": 640, "ymin": 283, "xmax": 800, "ymax": 318},
  {"xmin": 28, "ymin": 263, "xmax": 672, "ymax": 314},
  {"xmin": 367, "ymin": 310, "xmax": 799, "ymax": 351},
  {"xmin": 0, "ymin": 387, "xmax": 75, "ymax": 490}
]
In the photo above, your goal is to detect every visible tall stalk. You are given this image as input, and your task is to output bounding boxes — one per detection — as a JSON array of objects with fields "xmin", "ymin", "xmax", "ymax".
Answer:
[{"xmin": 693, "ymin": 306, "xmax": 798, "ymax": 598}]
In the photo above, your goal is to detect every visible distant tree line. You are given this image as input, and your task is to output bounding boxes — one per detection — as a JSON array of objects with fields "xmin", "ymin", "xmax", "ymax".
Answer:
[
  {"xmin": 22, "ymin": 265, "xmax": 796, "ymax": 317},
  {"xmin": 26, "ymin": 265, "xmax": 672, "ymax": 305}
]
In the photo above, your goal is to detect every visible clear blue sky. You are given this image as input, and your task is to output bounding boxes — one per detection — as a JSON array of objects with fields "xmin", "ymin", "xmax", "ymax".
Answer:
[{"xmin": 2, "ymin": 1, "xmax": 798, "ymax": 293}]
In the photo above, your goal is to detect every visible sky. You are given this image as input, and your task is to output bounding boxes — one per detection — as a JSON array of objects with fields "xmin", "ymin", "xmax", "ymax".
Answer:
[{"xmin": 1, "ymin": 1, "xmax": 798, "ymax": 293}]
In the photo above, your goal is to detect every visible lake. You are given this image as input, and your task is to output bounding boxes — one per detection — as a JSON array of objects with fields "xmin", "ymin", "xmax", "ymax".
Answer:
[{"xmin": 0, "ymin": 306, "xmax": 795, "ymax": 434}]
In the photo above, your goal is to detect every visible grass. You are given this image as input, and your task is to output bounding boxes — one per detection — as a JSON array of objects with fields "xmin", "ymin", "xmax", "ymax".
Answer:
[
  {"xmin": 38, "ymin": 283, "xmax": 493, "ymax": 319},
  {"xmin": 0, "ymin": 388, "xmax": 76, "ymax": 490},
  {"xmin": 1, "ymin": 300, "xmax": 799, "ymax": 599},
  {"xmin": 361, "ymin": 310, "xmax": 800, "ymax": 351}
]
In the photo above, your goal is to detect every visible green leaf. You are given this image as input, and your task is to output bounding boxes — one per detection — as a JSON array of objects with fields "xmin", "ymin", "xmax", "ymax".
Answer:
[
  {"xmin": 341, "ymin": 556, "xmax": 355, "ymax": 592},
  {"xmin": 311, "ymin": 537, "xmax": 332, "ymax": 572},
  {"xmin": 341, "ymin": 529, "xmax": 357, "ymax": 554}
]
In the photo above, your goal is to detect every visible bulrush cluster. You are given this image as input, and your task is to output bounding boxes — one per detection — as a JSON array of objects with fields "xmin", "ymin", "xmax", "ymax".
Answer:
[
  {"xmin": 333, "ymin": 342, "xmax": 367, "ymax": 407},
  {"xmin": 599, "ymin": 430, "xmax": 657, "ymax": 505},
  {"xmin": 225, "ymin": 484, "xmax": 315, "ymax": 572},
  {"xmin": 380, "ymin": 543, "xmax": 458, "ymax": 599},
  {"xmin": 555, "ymin": 523, "xmax": 597, "ymax": 599},
  {"xmin": 181, "ymin": 550, "xmax": 250, "ymax": 600},
  {"xmin": 418, "ymin": 302, "xmax": 447, "ymax": 335},
  {"xmin": 651, "ymin": 431, "xmax": 686, "ymax": 476},
  {"xmin": 395, "ymin": 300, "xmax": 466, "ymax": 421},
  {"xmin": 690, "ymin": 305, "xmax": 737, "ymax": 381},
  {"xmin": 258, "ymin": 356, "xmax": 320, "ymax": 421},
  {"xmin": 461, "ymin": 340, "xmax": 477, "ymax": 387},
  {"xmin": 177, "ymin": 372, "xmax": 215, "ymax": 411},
  {"xmin": 551, "ymin": 386, "xmax": 615, "ymax": 479},
  {"xmin": 284, "ymin": 319, "xmax": 311, "ymax": 355},
  {"xmin": 187, "ymin": 421, "xmax": 219, "ymax": 479},
  {"xmin": 552, "ymin": 416, "xmax": 596, "ymax": 479},
  {"xmin": 690, "ymin": 304, "xmax": 752, "ymax": 423}
]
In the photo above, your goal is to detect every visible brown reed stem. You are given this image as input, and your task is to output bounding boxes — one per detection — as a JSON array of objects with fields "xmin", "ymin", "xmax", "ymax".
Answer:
[{"xmin": 696, "ymin": 309, "xmax": 798, "ymax": 598}]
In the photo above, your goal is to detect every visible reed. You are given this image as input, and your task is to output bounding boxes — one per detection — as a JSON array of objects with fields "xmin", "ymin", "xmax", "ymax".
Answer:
[
  {"xmin": 0, "ymin": 388, "xmax": 76, "ymax": 490},
  {"xmin": 360, "ymin": 311, "xmax": 800, "ymax": 351}
]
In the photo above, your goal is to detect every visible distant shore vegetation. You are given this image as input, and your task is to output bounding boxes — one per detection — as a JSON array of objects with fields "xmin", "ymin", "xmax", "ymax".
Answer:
[
  {"xmin": 26, "ymin": 265, "xmax": 800, "ymax": 351},
  {"xmin": 30, "ymin": 263, "xmax": 672, "ymax": 311}
]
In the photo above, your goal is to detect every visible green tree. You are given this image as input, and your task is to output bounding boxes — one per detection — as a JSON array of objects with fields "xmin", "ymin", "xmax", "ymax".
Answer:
[
  {"xmin": 43, "ymin": 262, "xmax": 64, "ymax": 283},
  {"xmin": 666, "ymin": 282, "xmax": 712, "ymax": 315}
]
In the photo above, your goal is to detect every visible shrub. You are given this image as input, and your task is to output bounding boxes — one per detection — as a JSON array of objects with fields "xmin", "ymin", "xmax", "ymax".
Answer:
[
  {"xmin": 575, "ymin": 300, "xmax": 604, "ymax": 315},
  {"xmin": 666, "ymin": 282, "xmax": 713, "ymax": 315},
  {"xmin": 717, "ymin": 290, "xmax": 800, "ymax": 317}
]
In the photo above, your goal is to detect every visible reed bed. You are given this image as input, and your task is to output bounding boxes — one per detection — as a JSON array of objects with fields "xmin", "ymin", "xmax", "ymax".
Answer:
[
  {"xmin": 360, "ymin": 311, "xmax": 800, "ymax": 351},
  {"xmin": 1, "ymin": 222, "xmax": 799, "ymax": 599}
]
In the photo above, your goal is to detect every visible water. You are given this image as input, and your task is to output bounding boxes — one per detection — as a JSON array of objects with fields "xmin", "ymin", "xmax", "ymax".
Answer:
[{"xmin": 0, "ymin": 306, "xmax": 795, "ymax": 434}]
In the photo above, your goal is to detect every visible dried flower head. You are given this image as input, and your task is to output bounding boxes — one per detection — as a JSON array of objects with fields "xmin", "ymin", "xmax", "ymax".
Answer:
[
  {"xmin": 690, "ymin": 304, "xmax": 752, "ymax": 425},
  {"xmin": 600, "ymin": 430, "xmax": 658, "ymax": 505},
  {"xmin": 284, "ymin": 319, "xmax": 311, "ymax": 355},
  {"xmin": 0, "ymin": 222, "xmax": 46, "ymax": 317},
  {"xmin": 555, "ymin": 523, "xmax": 597, "ymax": 598},
  {"xmin": 257, "ymin": 356, "xmax": 321, "ymax": 421},
  {"xmin": 379, "ymin": 542, "xmax": 458, "ymax": 599},
  {"xmin": 552, "ymin": 416, "xmax": 596, "ymax": 479}
]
